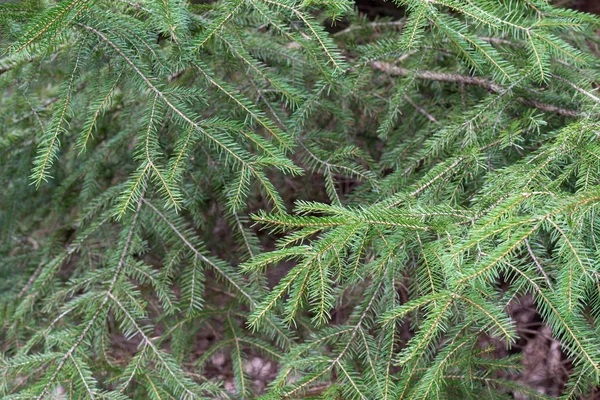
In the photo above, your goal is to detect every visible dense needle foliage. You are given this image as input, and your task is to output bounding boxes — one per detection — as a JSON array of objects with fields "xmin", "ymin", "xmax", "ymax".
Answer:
[{"xmin": 2, "ymin": 0, "xmax": 600, "ymax": 398}]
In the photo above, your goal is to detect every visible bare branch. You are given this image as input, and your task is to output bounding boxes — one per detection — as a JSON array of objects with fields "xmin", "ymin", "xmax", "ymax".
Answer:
[{"xmin": 371, "ymin": 61, "xmax": 582, "ymax": 117}]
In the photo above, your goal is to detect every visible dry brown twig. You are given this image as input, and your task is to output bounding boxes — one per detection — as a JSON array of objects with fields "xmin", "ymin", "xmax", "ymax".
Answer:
[{"xmin": 370, "ymin": 61, "xmax": 583, "ymax": 118}]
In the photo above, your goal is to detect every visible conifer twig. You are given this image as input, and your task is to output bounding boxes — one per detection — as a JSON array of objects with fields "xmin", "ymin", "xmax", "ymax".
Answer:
[
  {"xmin": 371, "ymin": 61, "xmax": 582, "ymax": 117},
  {"xmin": 36, "ymin": 187, "xmax": 147, "ymax": 400}
]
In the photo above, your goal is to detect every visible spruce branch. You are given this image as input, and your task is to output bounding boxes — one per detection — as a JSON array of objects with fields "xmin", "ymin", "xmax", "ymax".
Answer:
[
  {"xmin": 36, "ymin": 186, "xmax": 146, "ymax": 399},
  {"xmin": 3, "ymin": 1, "xmax": 600, "ymax": 398}
]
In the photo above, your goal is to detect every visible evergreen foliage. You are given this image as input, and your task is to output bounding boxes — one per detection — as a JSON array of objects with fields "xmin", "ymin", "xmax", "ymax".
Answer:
[{"xmin": 1, "ymin": 0, "xmax": 600, "ymax": 398}]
